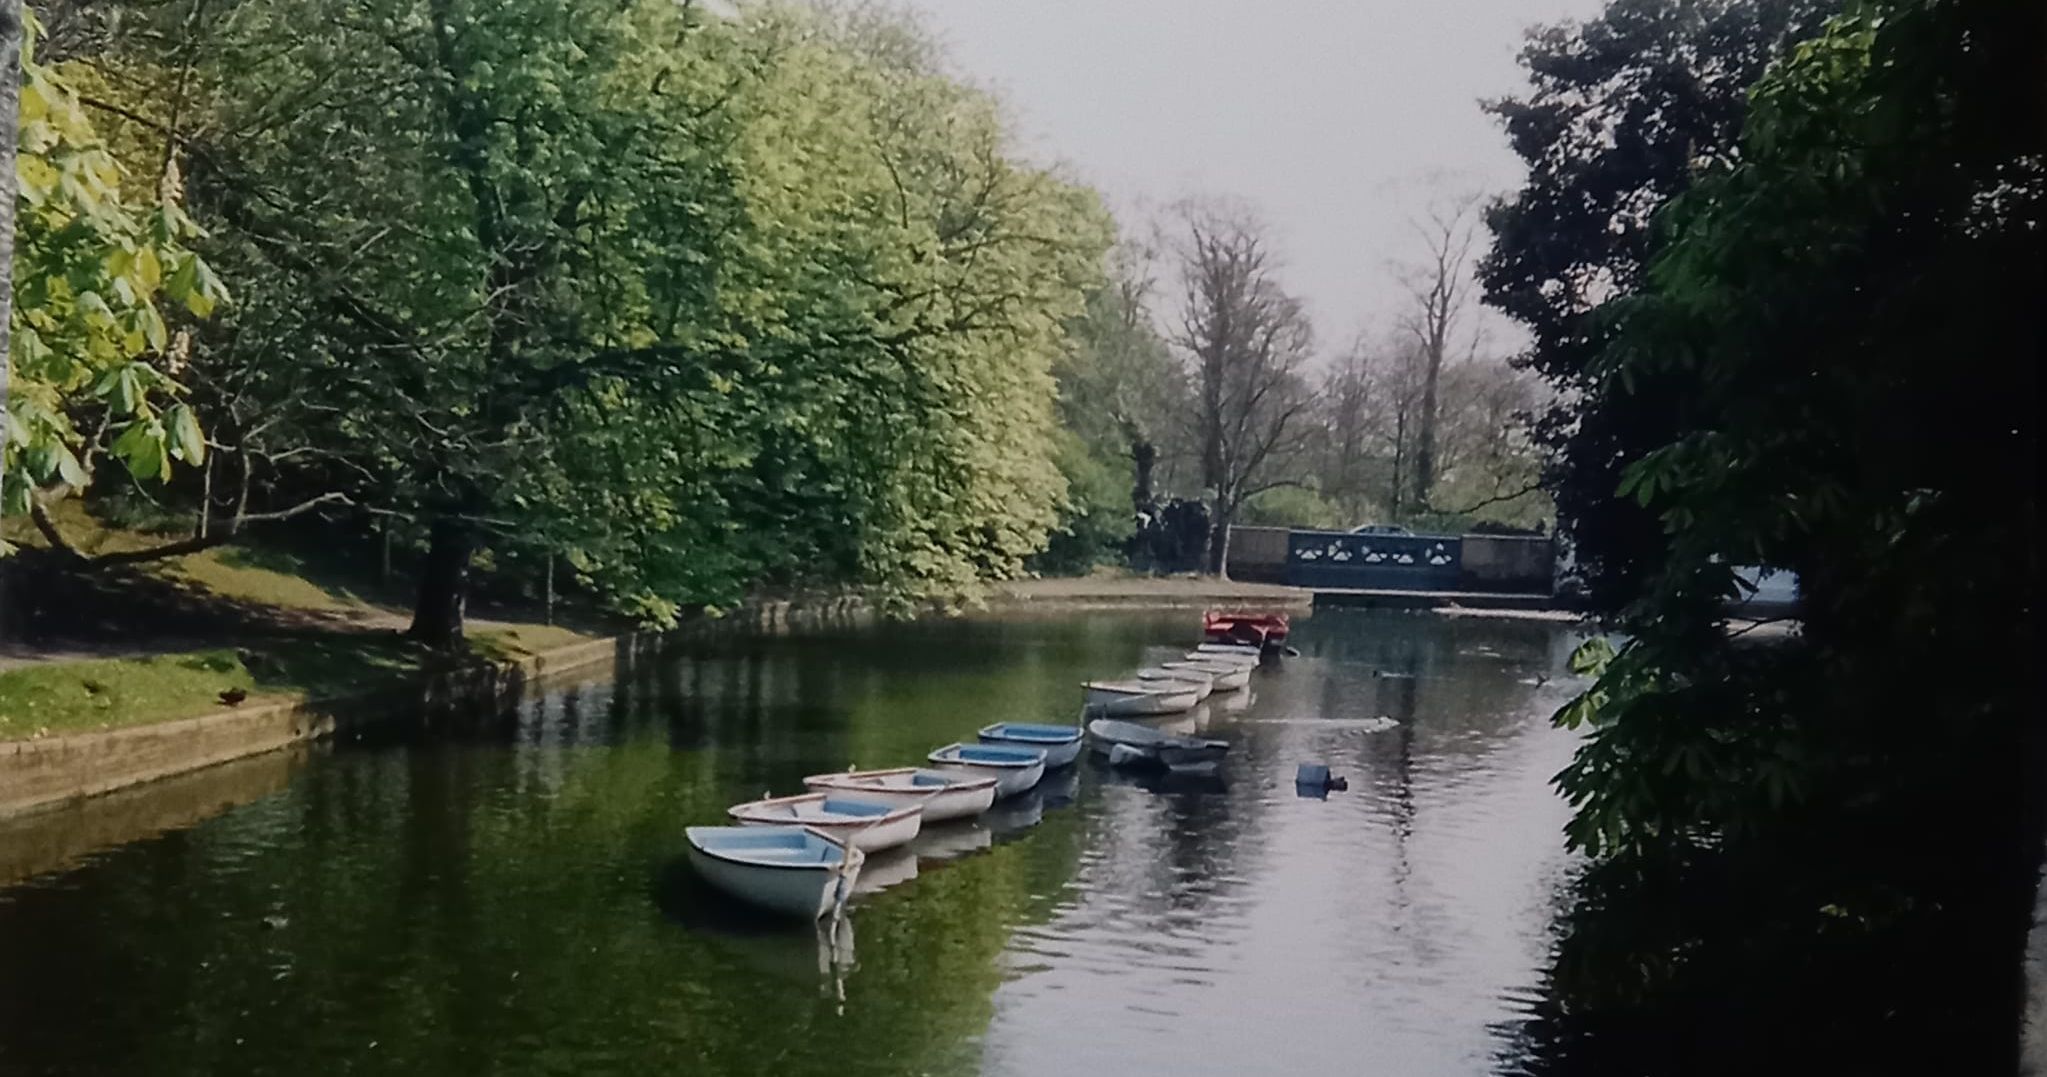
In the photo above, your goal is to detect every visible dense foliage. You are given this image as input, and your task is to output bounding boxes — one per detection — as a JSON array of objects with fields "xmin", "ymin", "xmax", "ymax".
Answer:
[
  {"xmin": 10, "ymin": 0, "xmax": 1109, "ymax": 636},
  {"xmin": 2, "ymin": 13, "xmax": 225, "ymax": 519},
  {"xmin": 1482, "ymin": 0, "xmax": 1838, "ymax": 606},
  {"xmin": 1500, "ymin": 0, "xmax": 2039, "ymax": 1064},
  {"xmin": 1555, "ymin": 0, "xmax": 2038, "ymax": 871}
]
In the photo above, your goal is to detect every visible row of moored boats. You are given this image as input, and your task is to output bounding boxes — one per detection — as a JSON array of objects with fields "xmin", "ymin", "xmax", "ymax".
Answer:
[{"xmin": 686, "ymin": 625, "xmax": 1287, "ymax": 920}]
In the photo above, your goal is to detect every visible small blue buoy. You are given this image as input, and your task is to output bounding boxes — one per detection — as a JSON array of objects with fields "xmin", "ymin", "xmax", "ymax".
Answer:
[{"xmin": 1296, "ymin": 763, "xmax": 1347, "ymax": 798}]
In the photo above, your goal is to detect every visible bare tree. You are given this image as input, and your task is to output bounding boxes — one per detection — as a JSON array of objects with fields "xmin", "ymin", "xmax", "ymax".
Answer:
[
  {"xmin": 1427, "ymin": 356, "xmax": 1548, "ymax": 521},
  {"xmin": 1164, "ymin": 200, "xmax": 1318, "ymax": 574},
  {"xmin": 1317, "ymin": 333, "xmax": 1384, "ymax": 523},
  {"xmin": 1374, "ymin": 340, "xmax": 1428, "ymax": 519},
  {"xmin": 1392, "ymin": 193, "xmax": 1485, "ymax": 512}
]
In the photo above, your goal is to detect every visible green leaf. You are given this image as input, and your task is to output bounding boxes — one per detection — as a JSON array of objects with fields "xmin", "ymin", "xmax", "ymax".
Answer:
[
  {"xmin": 56, "ymin": 444, "xmax": 89, "ymax": 488},
  {"xmin": 1567, "ymin": 637, "xmax": 1616, "ymax": 676},
  {"xmin": 165, "ymin": 255, "xmax": 201, "ymax": 311},
  {"xmin": 167, "ymin": 405, "xmax": 206, "ymax": 465},
  {"xmin": 111, "ymin": 419, "xmax": 168, "ymax": 481}
]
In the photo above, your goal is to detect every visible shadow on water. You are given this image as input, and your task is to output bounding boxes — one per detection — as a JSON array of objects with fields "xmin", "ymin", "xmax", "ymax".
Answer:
[
  {"xmin": 651, "ymin": 856, "xmax": 858, "ymax": 1004},
  {"xmin": 1492, "ymin": 839, "xmax": 2030, "ymax": 1077},
  {"xmin": 1088, "ymin": 757, "xmax": 1229, "ymax": 796},
  {"xmin": 1488, "ymin": 701, "xmax": 2039, "ymax": 1077}
]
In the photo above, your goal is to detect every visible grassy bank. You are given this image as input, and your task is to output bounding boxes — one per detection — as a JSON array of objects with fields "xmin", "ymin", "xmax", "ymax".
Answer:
[
  {"xmin": 0, "ymin": 624, "xmax": 590, "ymax": 740},
  {"xmin": 0, "ymin": 503, "xmax": 594, "ymax": 739}
]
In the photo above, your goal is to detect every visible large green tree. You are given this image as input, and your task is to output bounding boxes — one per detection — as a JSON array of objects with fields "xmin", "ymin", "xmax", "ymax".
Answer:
[
  {"xmin": 1534, "ymin": 0, "xmax": 2039, "ymax": 1062},
  {"xmin": 62, "ymin": 0, "xmax": 1107, "ymax": 637},
  {"xmin": 1555, "ymin": 0, "xmax": 2040, "ymax": 858},
  {"xmin": 2, "ymin": 11, "xmax": 229, "ymax": 549},
  {"xmin": 1481, "ymin": 0, "xmax": 1837, "ymax": 607}
]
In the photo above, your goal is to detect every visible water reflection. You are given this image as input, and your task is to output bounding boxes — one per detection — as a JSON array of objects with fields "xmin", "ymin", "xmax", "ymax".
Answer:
[
  {"xmin": 652, "ymin": 858, "xmax": 857, "ymax": 1005},
  {"xmin": 0, "ymin": 610, "xmax": 1600, "ymax": 1076},
  {"xmin": 909, "ymin": 822, "xmax": 994, "ymax": 862},
  {"xmin": 852, "ymin": 847, "xmax": 920, "ymax": 896}
]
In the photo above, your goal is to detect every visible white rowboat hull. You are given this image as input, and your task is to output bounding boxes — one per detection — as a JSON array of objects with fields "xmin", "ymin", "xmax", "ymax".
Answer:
[
  {"xmin": 932, "ymin": 759, "xmax": 1045, "ymax": 799},
  {"xmin": 733, "ymin": 811, "xmax": 921, "ymax": 853},
  {"xmin": 728, "ymin": 794, "xmax": 925, "ymax": 853},
  {"xmin": 1136, "ymin": 668, "xmax": 1214, "ymax": 701},
  {"xmin": 1163, "ymin": 661, "xmax": 1251, "ymax": 692},
  {"xmin": 685, "ymin": 836, "xmax": 861, "ymax": 919},
  {"xmin": 976, "ymin": 734, "xmax": 1084, "ymax": 768},
  {"xmin": 927, "ymin": 744, "xmax": 1048, "ymax": 799},
  {"xmin": 919, "ymin": 783, "xmax": 999, "ymax": 821},
  {"xmin": 801, "ymin": 770, "xmax": 998, "ymax": 823},
  {"xmin": 1083, "ymin": 682, "xmax": 1201, "ymax": 716}
]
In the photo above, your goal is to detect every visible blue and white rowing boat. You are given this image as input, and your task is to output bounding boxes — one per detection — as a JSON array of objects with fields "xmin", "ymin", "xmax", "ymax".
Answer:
[
  {"xmin": 801, "ymin": 767, "xmax": 998, "ymax": 822},
  {"xmin": 976, "ymin": 723, "xmax": 1084, "ymax": 768},
  {"xmin": 1087, "ymin": 717, "xmax": 1231, "ymax": 776},
  {"xmin": 1082, "ymin": 679, "xmax": 1203, "ymax": 716},
  {"xmin": 927, "ymin": 743, "xmax": 1046, "ymax": 798},
  {"xmin": 685, "ymin": 825, "xmax": 864, "ymax": 919},
  {"xmin": 727, "ymin": 792, "xmax": 924, "ymax": 852},
  {"xmin": 1136, "ymin": 666, "xmax": 1214, "ymax": 701},
  {"xmin": 1160, "ymin": 658, "xmax": 1252, "ymax": 692},
  {"xmin": 1194, "ymin": 641, "xmax": 1263, "ymax": 659}
]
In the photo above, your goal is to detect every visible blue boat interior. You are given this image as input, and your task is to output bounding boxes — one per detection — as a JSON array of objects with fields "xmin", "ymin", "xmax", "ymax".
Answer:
[
  {"xmin": 950, "ymin": 744, "xmax": 1042, "ymax": 763},
  {"xmin": 910, "ymin": 772, "xmax": 958, "ymax": 787},
  {"xmin": 983, "ymin": 723, "xmax": 1082, "ymax": 741},
  {"xmin": 819, "ymin": 798, "xmax": 893, "ymax": 817},
  {"xmin": 689, "ymin": 827, "xmax": 844, "ymax": 865}
]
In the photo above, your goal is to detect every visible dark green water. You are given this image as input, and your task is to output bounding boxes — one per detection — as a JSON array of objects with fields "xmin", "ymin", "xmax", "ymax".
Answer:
[{"xmin": 0, "ymin": 611, "xmax": 1591, "ymax": 1075}]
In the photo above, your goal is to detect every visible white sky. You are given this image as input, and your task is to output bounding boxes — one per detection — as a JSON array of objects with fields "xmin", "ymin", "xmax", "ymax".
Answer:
[{"xmin": 902, "ymin": 0, "xmax": 1609, "ymax": 353}]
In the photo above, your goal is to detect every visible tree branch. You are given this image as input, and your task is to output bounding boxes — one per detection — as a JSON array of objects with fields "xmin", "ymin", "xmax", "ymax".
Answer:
[
  {"xmin": 1437, "ymin": 481, "xmax": 1543, "ymax": 516},
  {"xmin": 30, "ymin": 492, "xmax": 355, "ymax": 567}
]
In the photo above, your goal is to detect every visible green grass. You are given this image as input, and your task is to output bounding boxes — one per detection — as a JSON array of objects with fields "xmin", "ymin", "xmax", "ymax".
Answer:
[
  {"xmin": 0, "ymin": 627, "xmax": 597, "ymax": 739},
  {"xmin": 470, "ymin": 624, "xmax": 593, "ymax": 661},
  {"xmin": 168, "ymin": 547, "xmax": 367, "ymax": 613},
  {"xmin": 3, "ymin": 499, "xmax": 386, "ymax": 618},
  {"xmin": 0, "ymin": 649, "xmax": 265, "ymax": 738},
  {"xmin": 1, "ymin": 499, "xmax": 601, "ymax": 739}
]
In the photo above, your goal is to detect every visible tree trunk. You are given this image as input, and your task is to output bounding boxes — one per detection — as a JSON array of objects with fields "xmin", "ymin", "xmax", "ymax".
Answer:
[
  {"xmin": 1415, "ymin": 351, "xmax": 1442, "ymax": 512},
  {"xmin": 1390, "ymin": 409, "xmax": 1408, "ymax": 520},
  {"xmin": 408, "ymin": 516, "xmax": 475, "ymax": 647},
  {"xmin": 1130, "ymin": 439, "xmax": 1156, "ymax": 513},
  {"xmin": 1206, "ymin": 498, "xmax": 1232, "ymax": 576},
  {"xmin": 0, "ymin": 0, "xmax": 21, "ymax": 535}
]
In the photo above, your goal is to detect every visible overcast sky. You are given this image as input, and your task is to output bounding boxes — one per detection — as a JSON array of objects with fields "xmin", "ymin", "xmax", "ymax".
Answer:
[{"xmin": 901, "ymin": 0, "xmax": 1608, "ymax": 354}]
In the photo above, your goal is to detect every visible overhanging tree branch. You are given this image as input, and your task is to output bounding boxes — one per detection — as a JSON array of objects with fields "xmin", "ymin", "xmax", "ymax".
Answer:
[
  {"xmin": 30, "ymin": 491, "xmax": 354, "ymax": 566},
  {"xmin": 1437, "ymin": 480, "xmax": 1542, "ymax": 516}
]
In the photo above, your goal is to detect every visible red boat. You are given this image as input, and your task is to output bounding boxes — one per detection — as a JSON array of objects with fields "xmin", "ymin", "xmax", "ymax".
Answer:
[{"xmin": 1202, "ymin": 610, "xmax": 1291, "ymax": 650}]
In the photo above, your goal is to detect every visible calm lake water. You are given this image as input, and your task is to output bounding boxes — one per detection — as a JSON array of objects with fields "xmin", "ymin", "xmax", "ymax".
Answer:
[{"xmin": 0, "ymin": 610, "xmax": 1594, "ymax": 1076}]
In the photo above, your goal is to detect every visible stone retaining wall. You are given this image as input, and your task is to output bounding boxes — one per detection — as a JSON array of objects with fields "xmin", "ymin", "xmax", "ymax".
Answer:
[
  {"xmin": 0, "ymin": 633, "xmax": 646, "ymax": 820},
  {"xmin": 1457, "ymin": 534, "xmax": 1557, "ymax": 594},
  {"xmin": 1222, "ymin": 526, "xmax": 1291, "ymax": 583}
]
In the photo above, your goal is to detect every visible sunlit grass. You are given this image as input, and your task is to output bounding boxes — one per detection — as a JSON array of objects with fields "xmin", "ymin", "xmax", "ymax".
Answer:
[
  {"xmin": 0, "ymin": 649, "xmax": 264, "ymax": 738},
  {"xmin": 0, "ymin": 627, "xmax": 597, "ymax": 739},
  {"xmin": 1, "ymin": 502, "xmax": 599, "ymax": 739}
]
